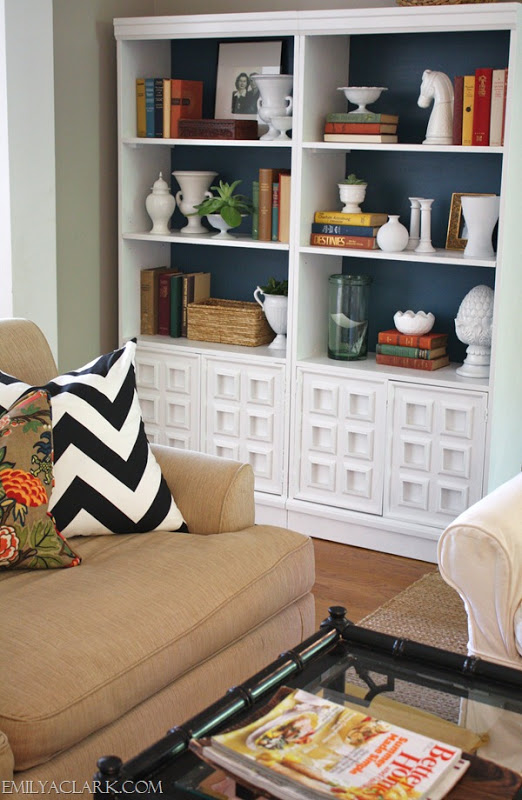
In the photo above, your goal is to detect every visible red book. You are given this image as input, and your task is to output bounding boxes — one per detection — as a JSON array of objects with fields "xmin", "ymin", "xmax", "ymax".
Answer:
[
  {"xmin": 324, "ymin": 122, "xmax": 397, "ymax": 134},
  {"xmin": 376, "ymin": 353, "xmax": 450, "ymax": 371},
  {"xmin": 309, "ymin": 233, "xmax": 377, "ymax": 250},
  {"xmin": 377, "ymin": 329, "xmax": 448, "ymax": 349},
  {"xmin": 452, "ymin": 75, "xmax": 464, "ymax": 145},
  {"xmin": 170, "ymin": 79, "xmax": 203, "ymax": 138},
  {"xmin": 472, "ymin": 67, "xmax": 493, "ymax": 146}
]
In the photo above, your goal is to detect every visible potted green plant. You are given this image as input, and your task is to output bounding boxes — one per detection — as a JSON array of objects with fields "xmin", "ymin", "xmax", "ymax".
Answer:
[
  {"xmin": 191, "ymin": 179, "xmax": 253, "ymax": 237},
  {"xmin": 254, "ymin": 277, "xmax": 288, "ymax": 350},
  {"xmin": 337, "ymin": 173, "xmax": 368, "ymax": 214}
]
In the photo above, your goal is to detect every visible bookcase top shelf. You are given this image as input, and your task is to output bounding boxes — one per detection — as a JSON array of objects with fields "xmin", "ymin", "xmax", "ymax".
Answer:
[{"xmin": 114, "ymin": 3, "xmax": 521, "ymax": 41}]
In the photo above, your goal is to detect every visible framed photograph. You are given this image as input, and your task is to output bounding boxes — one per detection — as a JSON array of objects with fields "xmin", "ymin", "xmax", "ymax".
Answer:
[
  {"xmin": 214, "ymin": 41, "xmax": 283, "ymax": 121},
  {"xmin": 446, "ymin": 192, "xmax": 496, "ymax": 250}
]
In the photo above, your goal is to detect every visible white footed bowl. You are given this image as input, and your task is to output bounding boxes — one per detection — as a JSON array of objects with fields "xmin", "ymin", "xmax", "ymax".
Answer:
[
  {"xmin": 337, "ymin": 86, "xmax": 388, "ymax": 112},
  {"xmin": 394, "ymin": 310, "xmax": 435, "ymax": 336}
]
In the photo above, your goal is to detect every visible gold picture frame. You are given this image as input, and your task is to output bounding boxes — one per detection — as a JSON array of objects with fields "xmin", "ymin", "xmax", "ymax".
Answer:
[{"xmin": 446, "ymin": 192, "xmax": 496, "ymax": 250}]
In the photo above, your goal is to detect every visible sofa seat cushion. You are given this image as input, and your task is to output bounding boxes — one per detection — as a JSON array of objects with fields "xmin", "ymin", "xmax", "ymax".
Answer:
[
  {"xmin": 0, "ymin": 526, "xmax": 314, "ymax": 770},
  {"xmin": 514, "ymin": 604, "xmax": 522, "ymax": 657}
]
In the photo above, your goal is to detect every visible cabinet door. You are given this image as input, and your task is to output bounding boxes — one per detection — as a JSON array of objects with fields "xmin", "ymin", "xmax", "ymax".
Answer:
[
  {"xmin": 203, "ymin": 358, "xmax": 285, "ymax": 495},
  {"xmin": 386, "ymin": 383, "xmax": 487, "ymax": 527},
  {"xmin": 295, "ymin": 370, "xmax": 387, "ymax": 514},
  {"xmin": 135, "ymin": 347, "xmax": 200, "ymax": 450}
]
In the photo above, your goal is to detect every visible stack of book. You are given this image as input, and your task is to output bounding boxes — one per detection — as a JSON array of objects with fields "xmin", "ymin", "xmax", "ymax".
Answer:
[
  {"xmin": 253, "ymin": 168, "xmax": 291, "ymax": 242},
  {"xmin": 136, "ymin": 78, "xmax": 203, "ymax": 138},
  {"xmin": 376, "ymin": 328, "xmax": 449, "ymax": 371},
  {"xmin": 453, "ymin": 67, "xmax": 508, "ymax": 147},
  {"xmin": 310, "ymin": 210, "xmax": 388, "ymax": 250},
  {"xmin": 140, "ymin": 266, "xmax": 210, "ymax": 337},
  {"xmin": 323, "ymin": 111, "xmax": 399, "ymax": 143}
]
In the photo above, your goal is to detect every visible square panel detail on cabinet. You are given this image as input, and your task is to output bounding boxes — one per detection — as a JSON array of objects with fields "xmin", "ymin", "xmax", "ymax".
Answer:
[
  {"xmin": 386, "ymin": 383, "xmax": 487, "ymax": 528},
  {"xmin": 294, "ymin": 370, "xmax": 387, "ymax": 515}
]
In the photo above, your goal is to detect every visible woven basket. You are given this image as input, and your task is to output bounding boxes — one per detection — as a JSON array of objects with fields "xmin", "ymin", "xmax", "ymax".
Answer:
[{"xmin": 187, "ymin": 298, "xmax": 274, "ymax": 347}]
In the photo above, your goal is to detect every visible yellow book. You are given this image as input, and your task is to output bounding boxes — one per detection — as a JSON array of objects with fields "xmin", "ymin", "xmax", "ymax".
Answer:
[
  {"xmin": 136, "ymin": 78, "xmax": 146, "ymax": 137},
  {"xmin": 462, "ymin": 75, "xmax": 475, "ymax": 146},
  {"xmin": 314, "ymin": 210, "xmax": 388, "ymax": 226}
]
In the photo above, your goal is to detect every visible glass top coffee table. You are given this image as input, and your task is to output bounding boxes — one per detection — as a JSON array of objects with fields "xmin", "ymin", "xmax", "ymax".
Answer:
[{"xmin": 95, "ymin": 607, "xmax": 522, "ymax": 799}]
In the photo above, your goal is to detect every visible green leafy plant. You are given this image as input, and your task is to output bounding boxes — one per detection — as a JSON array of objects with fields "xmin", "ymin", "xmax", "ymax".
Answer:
[
  {"xmin": 191, "ymin": 180, "xmax": 253, "ymax": 228},
  {"xmin": 338, "ymin": 173, "xmax": 367, "ymax": 185},
  {"xmin": 260, "ymin": 277, "xmax": 288, "ymax": 296}
]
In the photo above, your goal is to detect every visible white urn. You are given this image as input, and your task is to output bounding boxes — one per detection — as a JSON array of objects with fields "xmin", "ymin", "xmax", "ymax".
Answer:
[
  {"xmin": 254, "ymin": 287, "xmax": 288, "ymax": 349},
  {"xmin": 145, "ymin": 172, "xmax": 175, "ymax": 235},
  {"xmin": 338, "ymin": 182, "xmax": 367, "ymax": 214},
  {"xmin": 172, "ymin": 170, "xmax": 218, "ymax": 235},
  {"xmin": 255, "ymin": 74, "xmax": 293, "ymax": 141}
]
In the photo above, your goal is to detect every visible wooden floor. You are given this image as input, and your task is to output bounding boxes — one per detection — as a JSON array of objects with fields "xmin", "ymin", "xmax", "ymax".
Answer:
[{"xmin": 312, "ymin": 538, "xmax": 438, "ymax": 629}]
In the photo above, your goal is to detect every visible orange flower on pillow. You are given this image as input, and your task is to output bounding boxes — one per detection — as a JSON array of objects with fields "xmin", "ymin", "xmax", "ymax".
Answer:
[
  {"xmin": 0, "ymin": 526, "xmax": 20, "ymax": 563},
  {"xmin": 0, "ymin": 468, "xmax": 47, "ymax": 507}
]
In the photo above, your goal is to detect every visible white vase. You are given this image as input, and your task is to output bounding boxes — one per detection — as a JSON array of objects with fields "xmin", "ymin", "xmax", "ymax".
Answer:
[
  {"xmin": 461, "ymin": 195, "xmax": 500, "ymax": 259},
  {"xmin": 206, "ymin": 213, "xmax": 235, "ymax": 239},
  {"xmin": 338, "ymin": 183, "xmax": 367, "ymax": 214},
  {"xmin": 145, "ymin": 172, "xmax": 175, "ymax": 235},
  {"xmin": 376, "ymin": 215, "xmax": 409, "ymax": 252},
  {"xmin": 254, "ymin": 287, "xmax": 288, "ymax": 349},
  {"xmin": 255, "ymin": 75, "xmax": 293, "ymax": 141},
  {"xmin": 172, "ymin": 170, "xmax": 217, "ymax": 235}
]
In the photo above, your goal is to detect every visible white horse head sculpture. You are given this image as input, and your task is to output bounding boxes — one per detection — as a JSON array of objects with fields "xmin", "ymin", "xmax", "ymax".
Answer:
[{"xmin": 418, "ymin": 69, "xmax": 454, "ymax": 146}]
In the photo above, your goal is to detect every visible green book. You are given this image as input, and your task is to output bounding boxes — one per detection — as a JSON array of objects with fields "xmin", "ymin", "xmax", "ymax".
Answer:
[
  {"xmin": 326, "ymin": 112, "xmax": 398, "ymax": 124},
  {"xmin": 169, "ymin": 273, "xmax": 183, "ymax": 337},
  {"xmin": 376, "ymin": 343, "xmax": 447, "ymax": 360},
  {"xmin": 251, "ymin": 180, "xmax": 259, "ymax": 240}
]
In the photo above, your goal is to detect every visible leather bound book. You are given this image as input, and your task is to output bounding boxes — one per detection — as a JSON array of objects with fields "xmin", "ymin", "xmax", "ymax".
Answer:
[{"xmin": 472, "ymin": 67, "xmax": 493, "ymax": 146}]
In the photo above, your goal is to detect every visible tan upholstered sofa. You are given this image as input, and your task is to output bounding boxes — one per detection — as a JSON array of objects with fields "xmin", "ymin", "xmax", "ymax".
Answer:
[{"xmin": 0, "ymin": 318, "xmax": 315, "ymax": 795}]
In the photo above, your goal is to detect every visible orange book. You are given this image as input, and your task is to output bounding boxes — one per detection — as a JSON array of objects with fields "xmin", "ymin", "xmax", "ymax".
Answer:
[
  {"xmin": 324, "ymin": 122, "xmax": 397, "ymax": 134},
  {"xmin": 309, "ymin": 233, "xmax": 377, "ymax": 250},
  {"xmin": 472, "ymin": 67, "xmax": 493, "ymax": 146},
  {"xmin": 376, "ymin": 353, "xmax": 450, "ymax": 371},
  {"xmin": 170, "ymin": 79, "xmax": 203, "ymax": 138},
  {"xmin": 377, "ymin": 329, "xmax": 448, "ymax": 349}
]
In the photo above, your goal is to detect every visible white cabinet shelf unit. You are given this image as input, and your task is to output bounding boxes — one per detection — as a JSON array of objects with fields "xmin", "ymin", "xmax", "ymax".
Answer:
[{"xmin": 115, "ymin": 3, "xmax": 522, "ymax": 560}]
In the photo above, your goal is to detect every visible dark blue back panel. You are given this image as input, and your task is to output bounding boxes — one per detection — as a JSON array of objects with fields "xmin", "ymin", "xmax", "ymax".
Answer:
[{"xmin": 168, "ymin": 30, "xmax": 507, "ymax": 361}]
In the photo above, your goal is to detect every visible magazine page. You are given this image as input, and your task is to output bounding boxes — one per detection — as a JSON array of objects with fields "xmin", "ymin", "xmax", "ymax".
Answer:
[{"xmin": 203, "ymin": 687, "xmax": 465, "ymax": 800}]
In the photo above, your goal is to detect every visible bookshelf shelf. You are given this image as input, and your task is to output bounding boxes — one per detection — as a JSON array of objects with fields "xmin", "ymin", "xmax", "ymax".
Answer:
[
  {"xmin": 122, "ymin": 231, "xmax": 289, "ymax": 249},
  {"xmin": 115, "ymin": 3, "xmax": 521, "ymax": 561},
  {"xmin": 301, "ymin": 245, "xmax": 496, "ymax": 268}
]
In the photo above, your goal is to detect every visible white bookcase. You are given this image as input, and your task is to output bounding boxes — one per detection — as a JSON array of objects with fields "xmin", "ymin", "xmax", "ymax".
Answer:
[{"xmin": 115, "ymin": 3, "xmax": 522, "ymax": 561}]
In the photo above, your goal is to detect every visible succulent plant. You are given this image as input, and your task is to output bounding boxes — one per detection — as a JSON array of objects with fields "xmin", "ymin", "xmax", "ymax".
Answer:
[
  {"xmin": 260, "ymin": 277, "xmax": 288, "ymax": 296},
  {"xmin": 339, "ymin": 173, "xmax": 367, "ymax": 185},
  {"xmin": 191, "ymin": 180, "xmax": 253, "ymax": 228}
]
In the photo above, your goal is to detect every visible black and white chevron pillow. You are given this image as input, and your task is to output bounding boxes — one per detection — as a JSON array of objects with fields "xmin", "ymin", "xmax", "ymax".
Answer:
[{"xmin": 0, "ymin": 340, "xmax": 187, "ymax": 537}]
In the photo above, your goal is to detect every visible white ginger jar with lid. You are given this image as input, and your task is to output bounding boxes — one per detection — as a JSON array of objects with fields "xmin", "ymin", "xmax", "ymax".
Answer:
[{"xmin": 145, "ymin": 172, "xmax": 175, "ymax": 235}]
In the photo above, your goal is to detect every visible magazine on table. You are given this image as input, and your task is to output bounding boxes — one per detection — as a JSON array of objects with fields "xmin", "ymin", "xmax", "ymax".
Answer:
[{"xmin": 190, "ymin": 686, "xmax": 469, "ymax": 800}]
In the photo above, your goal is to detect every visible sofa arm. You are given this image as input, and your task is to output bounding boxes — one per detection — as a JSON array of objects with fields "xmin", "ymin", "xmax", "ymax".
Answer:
[
  {"xmin": 151, "ymin": 445, "xmax": 255, "ymax": 534},
  {"xmin": 438, "ymin": 473, "xmax": 522, "ymax": 668},
  {"xmin": 0, "ymin": 730, "xmax": 14, "ymax": 782}
]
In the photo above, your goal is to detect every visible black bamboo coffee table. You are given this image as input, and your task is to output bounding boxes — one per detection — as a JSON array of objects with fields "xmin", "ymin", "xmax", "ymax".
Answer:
[{"xmin": 94, "ymin": 607, "xmax": 522, "ymax": 799}]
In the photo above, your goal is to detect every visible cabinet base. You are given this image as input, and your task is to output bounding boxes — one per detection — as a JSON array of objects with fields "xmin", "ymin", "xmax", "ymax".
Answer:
[{"xmin": 286, "ymin": 501, "xmax": 440, "ymax": 563}]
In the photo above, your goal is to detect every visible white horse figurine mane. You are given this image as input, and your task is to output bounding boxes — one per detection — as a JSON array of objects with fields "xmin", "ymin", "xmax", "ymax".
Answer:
[{"xmin": 417, "ymin": 69, "xmax": 454, "ymax": 145}]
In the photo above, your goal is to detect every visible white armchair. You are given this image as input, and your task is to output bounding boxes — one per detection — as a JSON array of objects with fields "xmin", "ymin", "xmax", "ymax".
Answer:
[{"xmin": 438, "ymin": 471, "xmax": 522, "ymax": 670}]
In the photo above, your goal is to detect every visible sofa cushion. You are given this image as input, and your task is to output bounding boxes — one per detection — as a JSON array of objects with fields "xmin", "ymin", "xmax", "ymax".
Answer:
[
  {"xmin": 0, "ymin": 389, "xmax": 80, "ymax": 570},
  {"xmin": 0, "ymin": 525, "xmax": 315, "ymax": 770},
  {"xmin": 0, "ymin": 340, "xmax": 186, "ymax": 537}
]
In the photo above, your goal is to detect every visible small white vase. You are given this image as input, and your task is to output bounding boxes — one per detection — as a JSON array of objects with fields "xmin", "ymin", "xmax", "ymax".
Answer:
[
  {"xmin": 461, "ymin": 195, "xmax": 500, "ymax": 259},
  {"xmin": 376, "ymin": 215, "xmax": 409, "ymax": 252},
  {"xmin": 145, "ymin": 172, "xmax": 175, "ymax": 235},
  {"xmin": 254, "ymin": 287, "xmax": 288, "ymax": 349},
  {"xmin": 255, "ymin": 74, "xmax": 293, "ymax": 142},
  {"xmin": 172, "ymin": 170, "xmax": 217, "ymax": 235},
  {"xmin": 338, "ymin": 183, "xmax": 367, "ymax": 214},
  {"xmin": 206, "ymin": 213, "xmax": 235, "ymax": 239}
]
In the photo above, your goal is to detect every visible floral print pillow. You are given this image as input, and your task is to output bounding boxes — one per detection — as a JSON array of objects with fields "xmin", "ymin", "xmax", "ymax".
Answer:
[{"xmin": 0, "ymin": 389, "xmax": 81, "ymax": 570}]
